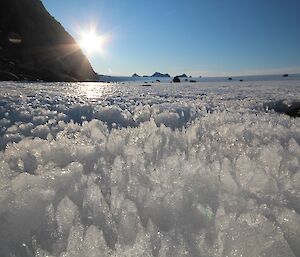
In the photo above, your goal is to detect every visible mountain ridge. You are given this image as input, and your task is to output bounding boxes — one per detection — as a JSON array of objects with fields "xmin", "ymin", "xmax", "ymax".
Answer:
[{"xmin": 0, "ymin": 0, "xmax": 98, "ymax": 82}]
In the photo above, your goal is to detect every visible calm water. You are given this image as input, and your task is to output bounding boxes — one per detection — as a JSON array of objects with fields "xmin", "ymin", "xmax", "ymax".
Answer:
[{"xmin": 99, "ymin": 73, "xmax": 300, "ymax": 83}]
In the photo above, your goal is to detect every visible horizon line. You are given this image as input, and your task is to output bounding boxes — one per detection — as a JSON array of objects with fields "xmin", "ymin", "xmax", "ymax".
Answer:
[
  {"xmin": 96, "ymin": 66, "xmax": 300, "ymax": 78},
  {"xmin": 98, "ymin": 72, "xmax": 300, "ymax": 78}
]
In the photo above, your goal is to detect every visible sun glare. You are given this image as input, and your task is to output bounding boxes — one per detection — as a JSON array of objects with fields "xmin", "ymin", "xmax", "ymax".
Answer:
[{"xmin": 79, "ymin": 28, "xmax": 106, "ymax": 56}]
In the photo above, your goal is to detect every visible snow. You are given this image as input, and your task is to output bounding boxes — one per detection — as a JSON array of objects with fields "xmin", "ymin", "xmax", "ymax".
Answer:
[{"xmin": 0, "ymin": 80, "xmax": 300, "ymax": 257}]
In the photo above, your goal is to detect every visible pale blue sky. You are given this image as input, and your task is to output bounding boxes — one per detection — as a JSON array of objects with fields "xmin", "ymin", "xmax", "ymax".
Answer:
[{"xmin": 42, "ymin": 0, "xmax": 300, "ymax": 76}]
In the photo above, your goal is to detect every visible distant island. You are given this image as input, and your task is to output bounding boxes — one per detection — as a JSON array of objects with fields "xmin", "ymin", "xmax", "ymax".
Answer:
[
  {"xmin": 0, "ymin": 0, "xmax": 97, "ymax": 82},
  {"xmin": 151, "ymin": 72, "xmax": 170, "ymax": 78},
  {"xmin": 132, "ymin": 72, "xmax": 171, "ymax": 78},
  {"xmin": 176, "ymin": 74, "xmax": 188, "ymax": 78}
]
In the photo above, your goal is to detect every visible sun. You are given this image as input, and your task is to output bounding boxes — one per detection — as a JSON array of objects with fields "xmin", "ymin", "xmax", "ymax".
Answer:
[{"xmin": 78, "ymin": 28, "xmax": 105, "ymax": 56}]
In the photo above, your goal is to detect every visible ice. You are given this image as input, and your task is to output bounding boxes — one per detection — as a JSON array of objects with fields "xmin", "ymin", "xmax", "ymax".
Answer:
[
  {"xmin": 81, "ymin": 225, "xmax": 110, "ymax": 257},
  {"xmin": 64, "ymin": 224, "xmax": 84, "ymax": 257},
  {"xmin": 117, "ymin": 199, "xmax": 140, "ymax": 245},
  {"xmin": 220, "ymin": 158, "xmax": 239, "ymax": 194},
  {"xmin": 31, "ymin": 124, "xmax": 51, "ymax": 139},
  {"xmin": 154, "ymin": 112, "xmax": 181, "ymax": 129},
  {"xmin": 220, "ymin": 212, "xmax": 296, "ymax": 257},
  {"xmin": 259, "ymin": 143, "xmax": 282, "ymax": 176},
  {"xmin": 274, "ymin": 207, "xmax": 300, "ymax": 255},
  {"xmin": 56, "ymin": 197, "xmax": 80, "ymax": 235},
  {"xmin": 0, "ymin": 80, "xmax": 300, "ymax": 256}
]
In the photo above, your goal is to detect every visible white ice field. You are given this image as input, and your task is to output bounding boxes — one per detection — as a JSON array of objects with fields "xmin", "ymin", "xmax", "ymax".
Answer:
[{"xmin": 0, "ymin": 80, "xmax": 300, "ymax": 257}]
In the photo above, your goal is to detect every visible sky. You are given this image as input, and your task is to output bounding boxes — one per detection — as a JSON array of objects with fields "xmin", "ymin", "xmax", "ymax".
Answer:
[{"xmin": 42, "ymin": 0, "xmax": 300, "ymax": 77}]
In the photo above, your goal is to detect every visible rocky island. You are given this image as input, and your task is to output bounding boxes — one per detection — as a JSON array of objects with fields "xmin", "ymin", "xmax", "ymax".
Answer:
[
  {"xmin": 0, "ymin": 0, "xmax": 98, "ymax": 82},
  {"xmin": 132, "ymin": 72, "xmax": 171, "ymax": 78},
  {"xmin": 151, "ymin": 72, "xmax": 170, "ymax": 78},
  {"xmin": 176, "ymin": 74, "xmax": 188, "ymax": 78}
]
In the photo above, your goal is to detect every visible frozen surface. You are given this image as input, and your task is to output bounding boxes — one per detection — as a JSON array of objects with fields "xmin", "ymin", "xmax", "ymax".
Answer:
[{"xmin": 0, "ymin": 80, "xmax": 300, "ymax": 257}]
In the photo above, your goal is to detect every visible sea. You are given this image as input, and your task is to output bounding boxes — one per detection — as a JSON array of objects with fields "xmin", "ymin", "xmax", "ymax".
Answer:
[{"xmin": 99, "ymin": 73, "xmax": 300, "ymax": 83}]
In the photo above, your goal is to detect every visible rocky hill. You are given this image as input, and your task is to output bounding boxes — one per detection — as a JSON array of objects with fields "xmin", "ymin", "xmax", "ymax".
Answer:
[
  {"xmin": 151, "ymin": 72, "xmax": 170, "ymax": 78},
  {"xmin": 0, "ymin": 0, "xmax": 98, "ymax": 82},
  {"xmin": 177, "ymin": 74, "xmax": 188, "ymax": 78}
]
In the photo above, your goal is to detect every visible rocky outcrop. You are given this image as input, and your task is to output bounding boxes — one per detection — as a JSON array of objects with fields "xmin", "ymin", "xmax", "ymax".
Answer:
[
  {"xmin": 151, "ymin": 72, "xmax": 170, "ymax": 78},
  {"xmin": 177, "ymin": 74, "xmax": 188, "ymax": 78},
  {"xmin": 0, "ymin": 0, "xmax": 98, "ymax": 82},
  {"xmin": 173, "ymin": 76, "xmax": 180, "ymax": 83},
  {"xmin": 132, "ymin": 73, "xmax": 140, "ymax": 77}
]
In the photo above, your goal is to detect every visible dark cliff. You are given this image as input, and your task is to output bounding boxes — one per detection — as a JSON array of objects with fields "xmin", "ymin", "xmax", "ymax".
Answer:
[{"xmin": 0, "ymin": 0, "xmax": 98, "ymax": 82}]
